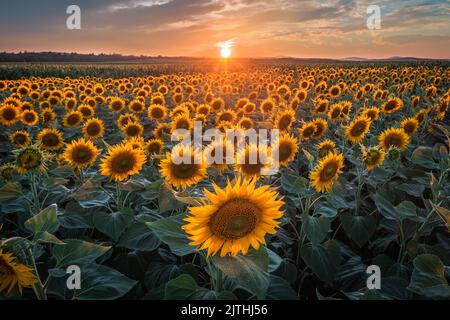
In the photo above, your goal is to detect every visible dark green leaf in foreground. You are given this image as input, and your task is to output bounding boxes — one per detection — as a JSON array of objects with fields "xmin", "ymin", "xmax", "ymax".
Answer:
[
  {"xmin": 303, "ymin": 213, "xmax": 330, "ymax": 245},
  {"xmin": 72, "ymin": 264, "xmax": 137, "ymax": 300},
  {"xmin": 25, "ymin": 204, "xmax": 59, "ymax": 234},
  {"xmin": 340, "ymin": 212, "xmax": 377, "ymax": 248},
  {"xmin": 52, "ymin": 239, "xmax": 111, "ymax": 267},
  {"xmin": 146, "ymin": 214, "xmax": 194, "ymax": 256},
  {"xmin": 408, "ymin": 254, "xmax": 450, "ymax": 299},
  {"xmin": 301, "ymin": 239, "xmax": 341, "ymax": 284},
  {"xmin": 212, "ymin": 247, "xmax": 270, "ymax": 299},
  {"xmin": 93, "ymin": 208, "xmax": 134, "ymax": 242},
  {"xmin": 118, "ymin": 222, "xmax": 161, "ymax": 251}
]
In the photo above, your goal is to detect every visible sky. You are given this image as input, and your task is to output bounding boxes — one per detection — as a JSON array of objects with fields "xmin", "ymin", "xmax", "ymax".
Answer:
[{"xmin": 0, "ymin": 0, "xmax": 449, "ymax": 59}]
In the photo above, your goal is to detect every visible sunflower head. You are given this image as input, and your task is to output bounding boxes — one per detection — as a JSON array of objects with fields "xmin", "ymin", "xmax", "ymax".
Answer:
[
  {"xmin": 14, "ymin": 145, "xmax": 49, "ymax": 175},
  {"xmin": 401, "ymin": 117, "xmax": 419, "ymax": 136},
  {"xmin": 109, "ymin": 97, "xmax": 125, "ymax": 113},
  {"xmin": 0, "ymin": 249, "xmax": 37, "ymax": 295},
  {"xmin": 299, "ymin": 122, "xmax": 317, "ymax": 140},
  {"xmin": 63, "ymin": 110, "xmax": 83, "ymax": 127},
  {"xmin": 216, "ymin": 110, "xmax": 237, "ymax": 125},
  {"xmin": 312, "ymin": 118, "xmax": 328, "ymax": 138},
  {"xmin": 145, "ymin": 138, "xmax": 164, "ymax": 156},
  {"xmin": 171, "ymin": 114, "xmax": 193, "ymax": 132},
  {"xmin": 63, "ymin": 138, "xmax": 100, "ymax": 170},
  {"xmin": 362, "ymin": 146, "xmax": 385, "ymax": 170},
  {"xmin": 21, "ymin": 110, "xmax": 39, "ymax": 126},
  {"xmin": 10, "ymin": 130, "xmax": 31, "ymax": 148},
  {"xmin": 148, "ymin": 104, "xmax": 167, "ymax": 121},
  {"xmin": 82, "ymin": 118, "xmax": 105, "ymax": 140},
  {"xmin": 309, "ymin": 152, "xmax": 344, "ymax": 193},
  {"xmin": 0, "ymin": 163, "xmax": 17, "ymax": 180},
  {"xmin": 272, "ymin": 134, "xmax": 298, "ymax": 167},
  {"xmin": 235, "ymin": 144, "xmax": 273, "ymax": 179},
  {"xmin": 382, "ymin": 97, "xmax": 403, "ymax": 114},
  {"xmin": 0, "ymin": 104, "xmax": 20, "ymax": 126},
  {"xmin": 100, "ymin": 142, "xmax": 146, "ymax": 181},
  {"xmin": 379, "ymin": 127, "xmax": 410, "ymax": 151},
  {"xmin": 260, "ymin": 99, "xmax": 275, "ymax": 114},
  {"xmin": 36, "ymin": 128, "xmax": 64, "ymax": 151},
  {"xmin": 345, "ymin": 115, "xmax": 371, "ymax": 144},
  {"xmin": 275, "ymin": 109, "xmax": 295, "ymax": 132},
  {"xmin": 317, "ymin": 140, "xmax": 336, "ymax": 158},
  {"xmin": 128, "ymin": 99, "xmax": 145, "ymax": 114},
  {"xmin": 182, "ymin": 177, "xmax": 284, "ymax": 257},
  {"xmin": 160, "ymin": 144, "xmax": 207, "ymax": 189},
  {"xmin": 122, "ymin": 121, "xmax": 144, "ymax": 138}
]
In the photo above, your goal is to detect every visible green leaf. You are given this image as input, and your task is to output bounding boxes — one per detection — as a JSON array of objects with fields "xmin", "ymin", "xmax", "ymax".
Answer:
[
  {"xmin": 70, "ymin": 180, "xmax": 110, "ymax": 208},
  {"xmin": 93, "ymin": 208, "xmax": 134, "ymax": 242},
  {"xmin": 408, "ymin": 254, "xmax": 450, "ymax": 299},
  {"xmin": 340, "ymin": 212, "xmax": 377, "ymax": 248},
  {"xmin": 212, "ymin": 248, "xmax": 270, "ymax": 299},
  {"xmin": 281, "ymin": 172, "xmax": 308, "ymax": 194},
  {"xmin": 410, "ymin": 146, "xmax": 438, "ymax": 169},
  {"xmin": 266, "ymin": 275, "xmax": 297, "ymax": 300},
  {"xmin": 146, "ymin": 214, "xmax": 194, "ymax": 256},
  {"xmin": 303, "ymin": 213, "xmax": 330, "ymax": 245},
  {"xmin": 34, "ymin": 231, "xmax": 66, "ymax": 245},
  {"xmin": 118, "ymin": 222, "xmax": 161, "ymax": 251},
  {"xmin": 52, "ymin": 239, "xmax": 111, "ymax": 268},
  {"xmin": 372, "ymin": 192, "xmax": 399, "ymax": 220},
  {"xmin": 0, "ymin": 182, "xmax": 22, "ymax": 201},
  {"xmin": 58, "ymin": 201, "xmax": 94, "ymax": 229},
  {"xmin": 301, "ymin": 239, "xmax": 341, "ymax": 284},
  {"xmin": 165, "ymin": 274, "xmax": 199, "ymax": 299},
  {"xmin": 25, "ymin": 204, "xmax": 59, "ymax": 234},
  {"xmin": 72, "ymin": 264, "xmax": 137, "ymax": 300},
  {"xmin": 158, "ymin": 185, "xmax": 185, "ymax": 213}
]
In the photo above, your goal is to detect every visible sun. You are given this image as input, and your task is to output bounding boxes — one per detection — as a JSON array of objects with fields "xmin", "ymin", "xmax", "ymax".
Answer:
[{"xmin": 220, "ymin": 45, "xmax": 232, "ymax": 58}]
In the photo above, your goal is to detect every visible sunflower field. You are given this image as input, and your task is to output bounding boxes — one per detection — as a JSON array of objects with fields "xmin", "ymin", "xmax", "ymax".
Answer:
[{"xmin": 0, "ymin": 62, "xmax": 449, "ymax": 300}]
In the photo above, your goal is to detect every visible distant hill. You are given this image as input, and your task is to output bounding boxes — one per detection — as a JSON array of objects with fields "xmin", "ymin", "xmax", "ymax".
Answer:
[{"xmin": 0, "ymin": 51, "xmax": 447, "ymax": 63}]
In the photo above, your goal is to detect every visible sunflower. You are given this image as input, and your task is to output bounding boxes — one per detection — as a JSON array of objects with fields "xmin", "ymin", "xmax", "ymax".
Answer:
[
  {"xmin": 153, "ymin": 122, "xmax": 172, "ymax": 139},
  {"xmin": 362, "ymin": 146, "xmax": 385, "ymax": 170},
  {"xmin": 197, "ymin": 104, "xmax": 211, "ymax": 116},
  {"xmin": 204, "ymin": 139, "xmax": 233, "ymax": 172},
  {"xmin": 109, "ymin": 97, "xmax": 126, "ymax": 113},
  {"xmin": 328, "ymin": 85, "xmax": 341, "ymax": 99},
  {"xmin": 317, "ymin": 140, "xmax": 336, "ymax": 158},
  {"xmin": 100, "ymin": 143, "xmax": 146, "ymax": 181},
  {"xmin": 125, "ymin": 136, "xmax": 145, "ymax": 150},
  {"xmin": 381, "ymin": 97, "xmax": 403, "ymax": 114},
  {"xmin": 275, "ymin": 109, "xmax": 295, "ymax": 132},
  {"xmin": 0, "ymin": 249, "xmax": 37, "ymax": 295},
  {"xmin": 148, "ymin": 104, "xmax": 167, "ymax": 121},
  {"xmin": 20, "ymin": 110, "xmax": 39, "ymax": 126},
  {"xmin": 128, "ymin": 99, "xmax": 145, "ymax": 114},
  {"xmin": 182, "ymin": 177, "xmax": 284, "ymax": 257},
  {"xmin": 243, "ymin": 102, "xmax": 256, "ymax": 114},
  {"xmin": 312, "ymin": 99, "xmax": 329, "ymax": 115},
  {"xmin": 77, "ymin": 104, "xmax": 94, "ymax": 119},
  {"xmin": 235, "ymin": 144, "xmax": 272, "ymax": 179},
  {"xmin": 171, "ymin": 114, "xmax": 193, "ymax": 132},
  {"xmin": 298, "ymin": 122, "xmax": 317, "ymax": 140},
  {"xmin": 122, "ymin": 121, "xmax": 144, "ymax": 138},
  {"xmin": 82, "ymin": 118, "xmax": 105, "ymax": 140},
  {"xmin": 63, "ymin": 110, "xmax": 83, "ymax": 127},
  {"xmin": 310, "ymin": 152, "xmax": 344, "ymax": 193},
  {"xmin": 379, "ymin": 127, "xmax": 410, "ymax": 151},
  {"xmin": 312, "ymin": 118, "xmax": 328, "ymax": 138},
  {"xmin": 210, "ymin": 98, "xmax": 225, "ymax": 111},
  {"xmin": 362, "ymin": 107, "xmax": 380, "ymax": 121},
  {"xmin": 345, "ymin": 116, "xmax": 371, "ymax": 144},
  {"xmin": 36, "ymin": 128, "xmax": 64, "ymax": 151},
  {"xmin": 0, "ymin": 104, "xmax": 20, "ymax": 126},
  {"xmin": 15, "ymin": 145, "xmax": 48, "ymax": 174},
  {"xmin": 63, "ymin": 138, "xmax": 99, "ymax": 170},
  {"xmin": 117, "ymin": 113, "xmax": 139, "ymax": 130},
  {"xmin": 0, "ymin": 163, "xmax": 17, "ymax": 180},
  {"xmin": 401, "ymin": 117, "xmax": 419, "ymax": 136},
  {"xmin": 216, "ymin": 110, "xmax": 237, "ymax": 125},
  {"xmin": 260, "ymin": 99, "xmax": 275, "ymax": 115},
  {"xmin": 328, "ymin": 104, "xmax": 342, "ymax": 121},
  {"xmin": 41, "ymin": 109, "xmax": 56, "ymax": 125},
  {"xmin": 10, "ymin": 130, "xmax": 31, "ymax": 148},
  {"xmin": 145, "ymin": 138, "xmax": 164, "ymax": 155},
  {"xmin": 237, "ymin": 116, "xmax": 254, "ymax": 130},
  {"xmin": 272, "ymin": 134, "xmax": 298, "ymax": 166},
  {"xmin": 160, "ymin": 144, "xmax": 207, "ymax": 189}
]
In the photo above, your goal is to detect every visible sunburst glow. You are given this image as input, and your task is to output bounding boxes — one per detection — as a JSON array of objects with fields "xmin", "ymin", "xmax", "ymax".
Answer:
[{"xmin": 217, "ymin": 40, "xmax": 234, "ymax": 59}]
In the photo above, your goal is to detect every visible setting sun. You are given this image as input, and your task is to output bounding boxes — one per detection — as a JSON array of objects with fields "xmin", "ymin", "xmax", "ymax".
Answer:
[{"xmin": 220, "ymin": 45, "xmax": 231, "ymax": 58}]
